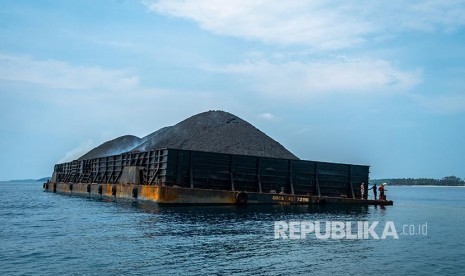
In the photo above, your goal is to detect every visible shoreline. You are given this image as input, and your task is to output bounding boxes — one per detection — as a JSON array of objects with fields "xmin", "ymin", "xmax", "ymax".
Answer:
[{"xmin": 382, "ymin": 185, "xmax": 465, "ymax": 187}]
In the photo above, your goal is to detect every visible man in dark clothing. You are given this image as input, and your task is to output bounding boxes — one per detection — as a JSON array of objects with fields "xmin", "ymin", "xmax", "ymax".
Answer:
[{"xmin": 370, "ymin": 183, "xmax": 378, "ymax": 200}]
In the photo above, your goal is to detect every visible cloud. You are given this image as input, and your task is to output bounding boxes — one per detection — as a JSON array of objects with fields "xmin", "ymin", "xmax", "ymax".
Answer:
[
  {"xmin": 0, "ymin": 54, "xmax": 139, "ymax": 90},
  {"xmin": 144, "ymin": 0, "xmax": 371, "ymax": 50},
  {"xmin": 294, "ymin": 128, "xmax": 311, "ymax": 135},
  {"xmin": 208, "ymin": 57, "xmax": 422, "ymax": 99},
  {"xmin": 257, "ymin": 112, "xmax": 275, "ymax": 121},
  {"xmin": 401, "ymin": 0, "xmax": 465, "ymax": 33},
  {"xmin": 144, "ymin": 0, "xmax": 465, "ymax": 49},
  {"xmin": 0, "ymin": 53, "xmax": 257, "ymax": 141},
  {"xmin": 412, "ymin": 94, "xmax": 465, "ymax": 114}
]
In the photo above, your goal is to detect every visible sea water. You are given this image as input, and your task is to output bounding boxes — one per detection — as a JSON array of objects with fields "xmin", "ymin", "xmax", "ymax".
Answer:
[{"xmin": 1, "ymin": 182, "xmax": 464, "ymax": 275}]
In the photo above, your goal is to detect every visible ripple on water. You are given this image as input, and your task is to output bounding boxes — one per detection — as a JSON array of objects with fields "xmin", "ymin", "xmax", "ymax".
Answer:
[{"xmin": 1, "ymin": 183, "xmax": 465, "ymax": 275}]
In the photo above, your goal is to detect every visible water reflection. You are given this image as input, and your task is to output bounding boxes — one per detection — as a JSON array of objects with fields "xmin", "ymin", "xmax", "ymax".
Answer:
[{"xmin": 130, "ymin": 201, "xmax": 373, "ymax": 217}]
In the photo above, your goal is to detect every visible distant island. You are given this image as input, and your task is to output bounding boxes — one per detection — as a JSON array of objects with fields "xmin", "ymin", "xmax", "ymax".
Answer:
[
  {"xmin": 8, "ymin": 177, "xmax": 51, "ymax": 182},
  {"xmin": 371, "ymin": 176, "xmax": 465, "ymax": 186}
]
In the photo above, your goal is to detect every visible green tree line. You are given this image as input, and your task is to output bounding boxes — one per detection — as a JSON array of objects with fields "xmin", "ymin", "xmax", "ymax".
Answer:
[{"xmin": 371, "ymin": 176, "xmax": 465, "ymax": 186}]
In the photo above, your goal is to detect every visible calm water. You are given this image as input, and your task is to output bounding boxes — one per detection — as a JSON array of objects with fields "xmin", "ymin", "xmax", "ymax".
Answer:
[{"xmin": 1, "ymin": 182, "xmax": 464, "ymax": 275}]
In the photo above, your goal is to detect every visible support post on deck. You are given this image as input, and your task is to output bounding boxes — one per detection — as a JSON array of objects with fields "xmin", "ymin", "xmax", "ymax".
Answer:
[
  {"xmin": 189, "ymin": 151, "xmax": 194, "ymax": 189},
  {"xmin": 349, "ymin": 165, "xmax": 355, "ymax": 199},
  {"xmin": 315, "ymin": 162, "xmax": 321, "ymax": 197},
  {"xmin": 149, "ymin": 150, "xmax": 161, "ymax": 185},
  {"xmin": 230, "ymin": 155, "xmax": 235, "ymax": 191},
  {"xmin": 257, "ymin": 157, "xmax": 262, "ymax": 193},
  {"xmin": 289, "ymin": 160, "xmax": 295, "ymax": 195}
]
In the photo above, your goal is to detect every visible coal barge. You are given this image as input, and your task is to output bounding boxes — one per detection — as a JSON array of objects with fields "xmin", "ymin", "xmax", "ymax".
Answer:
[{"xmin": 44, "ymin": 148, "xmax": 393, "ymax": 206}]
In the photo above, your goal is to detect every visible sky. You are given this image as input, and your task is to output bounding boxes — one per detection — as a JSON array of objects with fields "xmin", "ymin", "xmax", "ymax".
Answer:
[{"xmin": 1, "ymin": 0, "xmax": 464, "ymax": 180}]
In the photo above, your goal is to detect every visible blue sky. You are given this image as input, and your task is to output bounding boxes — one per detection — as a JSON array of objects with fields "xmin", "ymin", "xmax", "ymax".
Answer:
[{"xmin": 1, "ymin": 0, "xmax": 464, "ymax": 180}]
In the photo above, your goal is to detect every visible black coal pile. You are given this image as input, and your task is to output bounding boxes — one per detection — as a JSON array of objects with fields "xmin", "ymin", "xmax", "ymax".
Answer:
[
  {"xmin": 78, "ymin": 135, "xmax": 141, "ymax": 160},
  {"xmin": 78, "ymin": 110, "xmax": 298, "ymax": 160}
]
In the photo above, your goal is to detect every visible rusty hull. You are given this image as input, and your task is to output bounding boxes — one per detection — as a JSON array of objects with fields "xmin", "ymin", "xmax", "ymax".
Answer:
[{"xmin": 44, "ymin": 182, "xmax": 393, "ymax": 206}]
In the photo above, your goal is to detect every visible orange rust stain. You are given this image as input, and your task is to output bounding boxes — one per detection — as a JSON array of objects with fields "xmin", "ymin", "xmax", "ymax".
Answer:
[
  {"xmin": 140, "ymin": 185, "xmax": 155, "ymax": 200},
  {"xmin": 139, "ymin": 186, "xmax": 180, "ymax": 202},
  {"xmin": 104, "ymin": 184, "xmax": 114, "ymax": 196}
]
